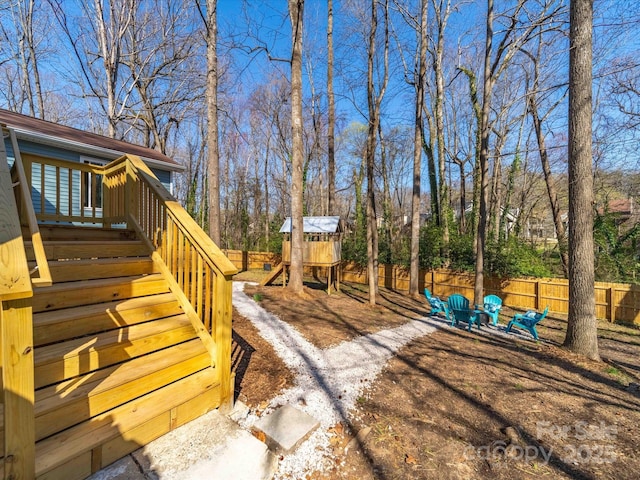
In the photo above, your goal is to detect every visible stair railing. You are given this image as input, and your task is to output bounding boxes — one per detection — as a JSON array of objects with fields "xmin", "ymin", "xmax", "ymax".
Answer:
[
  {"xmin": 0, "ymin": 127, "xmax": 36, "ymax": 479},
  {"xmin": 103, "ymin": 154, "xmax": 238, "ymax": 409},
  {"xmin": 3, "ymin": 126, "xmax": 52, "ymax": 287}
]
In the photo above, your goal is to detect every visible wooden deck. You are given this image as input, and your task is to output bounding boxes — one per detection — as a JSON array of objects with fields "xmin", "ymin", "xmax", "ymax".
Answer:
[
  {"xmin": 20, "ymin": 226, "xmax": 223, "ymax": 479},
  {"xmin": 1, "ymin": 140, "xmax": 237, "ymax": 479}
]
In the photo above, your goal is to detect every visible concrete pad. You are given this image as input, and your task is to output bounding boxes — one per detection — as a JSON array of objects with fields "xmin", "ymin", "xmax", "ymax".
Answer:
[
  {"xmin": 87, "ymin": 455, "xmax": 145, "ymax": 480},
  {"xmin": 252, "ymin": 405, "xmax": 320, "ymax": 454},
  {"xmin": 229, "ymin": 400, "xmax": 251, "ymax": 423},
  {"xmin": 89, "ymin": 409, "xmax": 277, "ymax": 480}
]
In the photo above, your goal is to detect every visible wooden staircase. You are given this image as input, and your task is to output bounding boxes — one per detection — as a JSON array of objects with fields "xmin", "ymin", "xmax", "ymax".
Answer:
[{"xmin": 20, "ymin": 226, "xmax": 222, "ymax": 480}]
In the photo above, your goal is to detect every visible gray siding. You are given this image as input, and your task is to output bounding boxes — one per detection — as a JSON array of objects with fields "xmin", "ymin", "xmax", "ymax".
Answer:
[
  {"xmin": 151, "ymin": 168, "xmax": 172, "ymax": 192},
  {"xmin": 4, "ymin": 137, "xmax": 15, "ymax": 166},
  {"xmin": 19, "ymin": 140, "xmax": 84, "ymax": 163},
  {"xmin": 5, "ymin": 136, "xmax": 174, "ymax": 222}
]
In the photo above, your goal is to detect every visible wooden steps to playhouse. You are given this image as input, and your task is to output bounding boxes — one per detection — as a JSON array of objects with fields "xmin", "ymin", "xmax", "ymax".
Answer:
[
  {"xmin": 16, "ymin": 226, "xmax": 223, "ymax": 480},
  {"xmin": 260, "ymin": 262, "xmax": 284, "ymax": 286}
]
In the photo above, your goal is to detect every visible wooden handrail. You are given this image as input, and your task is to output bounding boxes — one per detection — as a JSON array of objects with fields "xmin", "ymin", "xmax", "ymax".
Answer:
[
  {"xmin": 103, "ymin": 154, "xmax": 238, "ymax": 408},
  {"xmin": 0, "ymin": 130, "xmax": 33, "ymax": 301},
  {"xmin": 5, "ymin": 128, "xmax": 52, "ymax": 287},
  {"xmin": 129, "ymin": 156, "xmax": 236, "ymax": 276}
]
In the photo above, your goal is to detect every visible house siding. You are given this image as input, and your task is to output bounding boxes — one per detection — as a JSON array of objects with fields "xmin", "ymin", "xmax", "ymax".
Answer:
[
  {"xmin": 151, "ymin": 168, "xmax": 172, "ymax": 192},
  {"xmin": 4, "ymin": 136, "xmax": 15, "ymax": 166},
  {"xmin": 19, "ymin": 139, "xmax": 81, "ymax": 163},
  {"xmin": 4, "ymin": 136, "xmax": 174, "ymax": 224}
]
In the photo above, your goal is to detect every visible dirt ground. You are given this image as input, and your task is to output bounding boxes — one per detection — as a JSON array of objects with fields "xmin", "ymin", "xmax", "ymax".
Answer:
[{"xmin": 231, "ymin": 271, "xmax": 640, "ymax": 480}]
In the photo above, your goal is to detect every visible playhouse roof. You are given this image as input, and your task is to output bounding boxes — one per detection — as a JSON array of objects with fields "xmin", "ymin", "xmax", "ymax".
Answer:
[{"xmin": 280, "ymin": 216, "xmax": 342, "ymax": 234}]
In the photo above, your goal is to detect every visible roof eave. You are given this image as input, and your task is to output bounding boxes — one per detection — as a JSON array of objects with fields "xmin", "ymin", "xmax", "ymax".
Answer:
[{"xmin": 12, "ymin": 128, "xmax": 186, "ymax": 172}]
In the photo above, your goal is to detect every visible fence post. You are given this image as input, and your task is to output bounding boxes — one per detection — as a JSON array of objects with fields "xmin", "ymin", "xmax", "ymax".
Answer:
[
  {"xmin": 431, "ymin": 271, "xmax": 436, "ymax": 296},
  {"xmin": 535, "ymin": 281, "xmax": 541, "ymax": 310},
  {"xmin": 607, "ymin": 287, "xmax": 614, "ymax": 323}
]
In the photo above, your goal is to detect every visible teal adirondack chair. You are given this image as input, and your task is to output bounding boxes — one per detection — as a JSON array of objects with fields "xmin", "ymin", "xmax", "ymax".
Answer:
[
  {"xmin": 447, "ymin": 294, "xmax": 480, "ymax": 331},
  {"xmin": 483, "ymin": 295, "xmax": 503, "ymax": 326},
  {"xmin": 424, "ymin": 288, "xmax": 450, "ymax": 321},
  {"xmin": 506, "ymin": 306, "xmax": 549, "ymax": 340}
]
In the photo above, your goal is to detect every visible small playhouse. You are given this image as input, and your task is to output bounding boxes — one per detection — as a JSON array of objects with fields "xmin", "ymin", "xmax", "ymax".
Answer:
[{"xmin": 261, "ymin": 215, "xmax": 343, "ymax": 292}]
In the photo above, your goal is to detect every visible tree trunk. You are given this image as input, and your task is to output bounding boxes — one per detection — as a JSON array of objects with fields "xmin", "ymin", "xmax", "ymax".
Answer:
[
  {"xmin": 457, "ymin": 159, "xmax": 467, "ymax": 232},
  {"xmin": 529, "ymin": 96, "xmax": 569, "ymax": 277},
  {"xmin": 489, "ymin": 132, "xmax": 505, "ymax": 242},
  {"xmin": 433, "ymin": 0, "xmax": 451, "ymax": 261},
  {"xmin": 288, "ymin": 0, "xmax": 305, "ymax": 294},
  {"xmin": 327, "ymin": 0, "xmax": 336, "ymax": 215},
  {"xmin": 379, "ymin": 124, "xmax": 392, "ymax": 265},
  {"xmin": 364, "ymin": 0, "xmax": 389, "ymax": 304},
  {"xmin": 366, "ymin": 52, "xmax": 378, "ymax": 304},
  {"xmin": 410, "ymin": 0, "xmax": 427, "ymax": 297},
  {"xmin": 500, "ymin": 137, "xmax": 520, "ymax": 241},
  {"xmin": 563, "ymin": 0, "xmax": 599, "ymax": 360},
  {"xmin": 422, "ymin": 117, "xmax": 439, "ymax": 226},
  {"xmin": 474, "ymin": 0, "xmax": 494, "ymax": 307},
  {"xmin": 264, "ymin": 136, "xmax": 271, "ymax": 251},
  {"xmin": 458, "ymin": 66, "xmax": 481, "ymax": 241},
  {"xmin": 205, "ymin": 0, "xmax": 221, "ymax": 245}
]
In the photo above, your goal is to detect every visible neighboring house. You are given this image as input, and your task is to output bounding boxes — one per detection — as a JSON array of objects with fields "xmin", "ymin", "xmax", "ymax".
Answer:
[
  {"xmin": 598, "ymin": 198, "xmax": 639, "ymax": 231},
  {"xmin": 1, "ymin": 108, "xmax": 184, "ymax": 219}
]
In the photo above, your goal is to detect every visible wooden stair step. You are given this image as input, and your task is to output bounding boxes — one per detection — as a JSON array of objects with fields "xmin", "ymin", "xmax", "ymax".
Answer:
[
  {"xmin": 36, "ymin": 256, "xmax": 158, "ymax": 283},
  {"xmin": 35, "ymin": 339, "xmax": 210, "ymax": 441},
  {"xmin": 33, "ymin": 225, "xmax": 138, "ymax": 242},
  {"xmin": 31, "ymin": 274, "xmax": 170, "ymax": 313},
  {"xmin": 34, "ymin": 314, "xmax": 196, "ymax": 389},
  {"xmin": 35, "ymin": 367, "xmax": 220, "ymax": 478},
  {"xmin": 25, "ymin": 240, "xmax": 150, "ymax": 262},
  {"xmin": 33, "ymin": 293, "xmax": 182, "ymax": 347}
]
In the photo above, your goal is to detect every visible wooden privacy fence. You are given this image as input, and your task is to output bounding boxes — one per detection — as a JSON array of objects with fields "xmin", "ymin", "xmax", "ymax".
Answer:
[{"xmin": 225, "ymin": 249, "xmax": 640, "ymax": 325}]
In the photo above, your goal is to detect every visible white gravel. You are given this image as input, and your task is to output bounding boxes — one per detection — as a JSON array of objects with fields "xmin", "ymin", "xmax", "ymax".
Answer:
[{"xmin": 232, "ymin": 282, "xmax": 443, "ymax": 478}]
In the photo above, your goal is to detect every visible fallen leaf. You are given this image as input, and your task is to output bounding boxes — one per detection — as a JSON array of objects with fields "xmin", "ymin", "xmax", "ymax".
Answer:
[
  {"xmin": 405, "ymin": 454, "xmax": 417, "ymax": 464},
  {"xmin": 328, "ymin": 422, "xmax": 345, "ymax": 436},
  {"xmin": 251, "ymin": 429, "xmax": 266, "ymax": 443}
]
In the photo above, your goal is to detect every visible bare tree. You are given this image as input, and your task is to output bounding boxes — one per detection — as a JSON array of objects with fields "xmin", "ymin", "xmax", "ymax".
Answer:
[
  {"xmin": 197, "ymin": 0, "xmax": 221, "ymax": 244},
  {"xmin": 288, "ymin": 0, "xmax": 305, "ymax": 294},
  {"xmin": 431, "ymin": 0, "xmax": 453, "ymax": 258},
  {"xmin": 122, "ymin": 1, "xmax": 201, "ymax": 153},
  {"xmin": 365, "ymin": 0, "xmax": 390, "ymax": 305},
  {"xmin": 47, "ymin": 0, "xmax": 137, "ymax": 137},
  {"xmin": 327, "ymin": 0, "xmax": 336, "ymax": 214},
  {"xmin": 409, "ymin": 0, "xmax": 427, "ymax": 297},
  {"xmin": 2, "ymin": 0, "xmax": 46, "ymax": 117},
  {"xmin": 521, "ymin": 23, "xmax": 570, "ymax": 276},
  {"xmin": 564, "ymin": 0, "xmax": 599, "ymax": 361},
  {"xmin": 473, "ymin": 0, "xmax": 559, "ymax": 305}
]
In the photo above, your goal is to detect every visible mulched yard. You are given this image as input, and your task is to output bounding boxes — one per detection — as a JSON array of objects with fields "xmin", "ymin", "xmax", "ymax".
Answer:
[{"xmin": 231, "ymin": 271, "xmax": 640, "ymax": 480}]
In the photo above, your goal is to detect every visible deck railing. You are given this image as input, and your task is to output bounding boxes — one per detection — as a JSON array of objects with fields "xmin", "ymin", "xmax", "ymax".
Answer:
[
  {"xmin": 106, "ymin": 154, "xmax": 237, "ymax": 407},
  {"xmin": 20, "ymin": 152, "xmax": 106, "ymax": 225},
  {"xmin": 0, "ymin": 129, "xmax": 36, "ymax": 479},
  {"xmin": 0, "ymin": 148, "xmax": 237, "ymax": 479},
  {"xmin": 5, "ymin": 127, "xmax": 52, "ymax": 287}
]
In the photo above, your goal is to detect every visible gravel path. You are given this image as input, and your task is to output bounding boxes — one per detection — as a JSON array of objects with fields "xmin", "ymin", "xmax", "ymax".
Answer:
[{"xmin": 232, "ymin": 282, "xmax": 442, "ymax": 478}]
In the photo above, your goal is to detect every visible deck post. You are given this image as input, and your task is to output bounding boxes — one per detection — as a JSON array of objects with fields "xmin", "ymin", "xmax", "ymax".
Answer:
[
  {"xmin": 215, "ymin": 274, "xmax": 234, "ymax": 412},
  {"xmin": 2, "ymin": 299, "xmax": 36, "ymax": 480}
]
